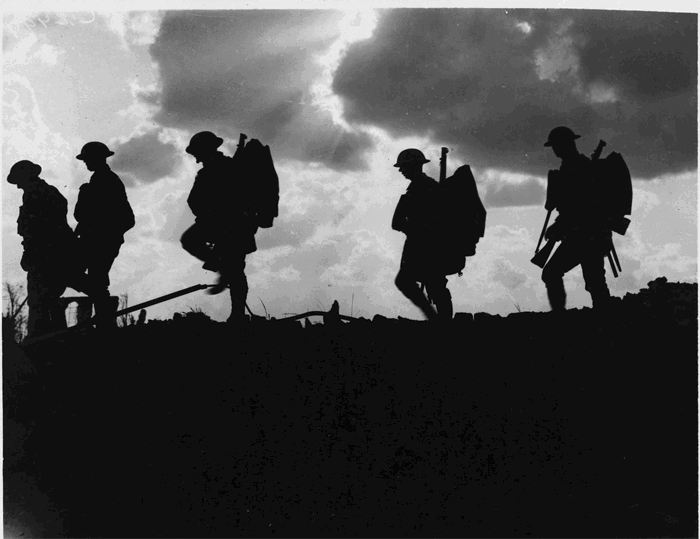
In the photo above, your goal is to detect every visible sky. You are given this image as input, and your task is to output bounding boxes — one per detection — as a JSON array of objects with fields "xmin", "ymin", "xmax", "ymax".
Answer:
[{"xmin": 2, "ymin": 3, "xmax": 697, "ymax": 323}]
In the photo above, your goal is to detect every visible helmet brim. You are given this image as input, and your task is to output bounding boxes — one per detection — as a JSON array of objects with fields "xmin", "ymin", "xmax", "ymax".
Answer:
[
  {"xmin": 76, "ymin": 151, "xmax": 115, "ymax": 160},
  {"xmin": 394, "ymin": 159, "xmax": 430, "ymax": 167},
  {"xmin": 544, "ymin": 134, "xmax": 580, "ymax": 147}
]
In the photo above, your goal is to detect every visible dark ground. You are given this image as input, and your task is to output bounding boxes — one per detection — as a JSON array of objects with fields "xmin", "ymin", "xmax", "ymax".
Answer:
[{"xmin": 3, "ymin": 278, "xmax": 698, "ymax": 538}]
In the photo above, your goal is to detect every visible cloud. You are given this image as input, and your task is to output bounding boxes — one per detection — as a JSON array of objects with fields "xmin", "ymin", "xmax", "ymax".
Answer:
[
  {"xmin": 2, "ymin": 72, "xmax": 76, "ymax": 188},
  {"xmin": 492, "ymin": 259, "xmax": 528, "ymax": 290},
  {"xmin": 642, "ymin": 242, "xmax": 697, "ymax": 279},
  {"xmin": 110, "ymin": 129, "xmax": 181, "ymax": 186},
  {"xmin": 145, "ymin": 10, "xmax": 373, "ymax": 171},
  {"xmin": 333, "ymin": 9, "xmax": 697, "ymax": 178},
  {"xmin": 482, "ymin": 173, "xmax": 545, "ymax": 208},
  {"xmin": 253, "ymin": 165, "xmax": 357, "ymax": 250},
  {"xmin": 153, "ymin": 189, "xmax": 193, "ymax": 243},
  {"xmin": 534, "ymin": 19, "xmax": 579, "ymax": 84},
  {"xmin": 483, "ymin": 223, "xmax": 536, "ymax": 254},
  {"xmin": 103, "ymin": 12, "xmax": 163, "ymax": 50},
  {"xmin": 631, "ymin": 185, "xmax": 662, "ymax": 219}
]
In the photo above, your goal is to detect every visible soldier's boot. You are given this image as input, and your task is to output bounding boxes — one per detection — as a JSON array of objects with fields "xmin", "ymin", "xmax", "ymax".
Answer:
[
  {"xmin": 590, "ymin": 287, "xmax": 611, "ymax": 310},
  {"xmin": 545, "ymin": 279, "xmax": 566, "ymax": 312},
  {"xmin": 227, "ymin": 282, "xmax": 249, "ymax": 325},
  {"xmin": 207, "ymin": 271, "xmax": 229, "ymax": 295},
  {"xmin": 94, "ymin": 295, "xmax": 118, "ymax": 329},
  {"xmin": 26, "ymin": 307, "xmax": 39, "ymax": 339},
  {"xmin": 432, "ymin": 288, "xmax": 454, "ymax": 321},
  {"xmin": 180, "ymin": 226, "xmax": 215, "ymax": 265},
  {"xmin": 49, "ymin": 298, "xmax": 68, "ymax": 331},
  {"xmin": 28, "ymin": 303, "xmax": 51, "ymax": 339},
  {"xmin": 395, "ymin": 274, "xmax": 438, "ymax": 321}
]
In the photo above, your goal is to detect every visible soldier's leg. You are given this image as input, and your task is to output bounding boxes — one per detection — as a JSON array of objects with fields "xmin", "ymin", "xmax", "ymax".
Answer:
[
  {"xmin": 26, "ymin": 271, "xmax": 52, "ymax": 338},
  {"xmin": 48, "ymin": 283, "xmax": 68, "ymax": 331},
  {"xmin": 581, "ymin": 249, "xmax": 611, "ymax": 309},
  {"xmin": 25, "ymin": 272, "xmax": 40, "ymax": 338},
  {"xmin": 395, "ymin": 238, "xmax": 438, "ymax": 320},
  {"xmin": 87, "ymin": 241, "xmax": 122, "ymax": 328},
  {"xmin": 83, "ymin": 239, "xmax": 121, "ymax": 295},
  {"xmin": 541, "ymin": 240, "xmax": 582, "ymax": 312},
  {"xmin": 180, "ymin": 223, "xmax": 215, "ymax": 265},
  {"xmin": 395, "ymin": 269, "xmax": 438, "ymax": 321},
  {"xmin": 226, "ymin": 253, "xmax": 249, "ymax": 323},
  {"xmin": 426, "ymin": 277, "xmax": 453, "ymax": 321}
]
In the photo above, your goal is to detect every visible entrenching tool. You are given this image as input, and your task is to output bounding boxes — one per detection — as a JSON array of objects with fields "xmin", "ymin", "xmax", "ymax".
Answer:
[{"xmin": 21, "ymin": 284, "xmax": 216, "ymax": 346}]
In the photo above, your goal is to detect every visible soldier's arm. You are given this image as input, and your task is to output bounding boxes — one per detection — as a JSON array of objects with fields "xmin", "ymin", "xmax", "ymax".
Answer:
[
  {"xmin": 17, "ymin": 207, "xmax": 28, "ymax": 238},
  {"xmin": 74, "ymin": 183, "xmax": 91, "ymax": 224},
  {"xmin": 186, "ymin": 174, "xmax": 209, "ymax": 218},
  {"xmin": 391, "ymin": 195, "xmax": 410, "ymax": 233}
]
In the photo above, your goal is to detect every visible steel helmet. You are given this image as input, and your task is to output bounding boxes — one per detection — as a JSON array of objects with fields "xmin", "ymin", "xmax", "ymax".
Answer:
[
  {"xmin": 76, "ymin": 141, "xmax": 115, "ymax": 161},
  {"xmin": 186, "ymin": 131, "xmax": 224, "ymax": 156},
  {"xmin": 393, "ymin": 148, "xmax": 430, "ymax": 167},
  {"xmin": 7, "ymin": 160, "xmax": 41, "ymax": 184},
  {"xmin": 544, "ymin": 126, "xmax": 581, "ymax": 147}
]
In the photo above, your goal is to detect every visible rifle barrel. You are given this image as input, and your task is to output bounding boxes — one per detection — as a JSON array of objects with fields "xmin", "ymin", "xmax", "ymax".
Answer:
[
  {"xmin": 440, "ymin": 147, "xmax": 448, "ymax": 183},
  {"xmin": 610, "ymin": 242, "xmax": 622, "ymax": 273},
  {"xmin": 607, "ymin": 251, "xmax": 618, "ymax": 278},
  {"xmin": 535, "ymin": 210, "xmax": 552, "ymax": 254}
]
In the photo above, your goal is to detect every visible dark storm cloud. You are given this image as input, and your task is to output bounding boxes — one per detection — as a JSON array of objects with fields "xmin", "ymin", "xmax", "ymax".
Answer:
[
  {"xmin": 111, "ymin": 130, "xmax": 180, "ymax": 186},
  {"xmin": 483, "ymin": 177, "xmax": 545, "ymax": 208},
  {"xmin": 147, "ymin": 10, "xmax": 371, "ymax": 171},
  {"xmin": 333, "ymin": 9, "xmax": 697, "ymax": 178}
]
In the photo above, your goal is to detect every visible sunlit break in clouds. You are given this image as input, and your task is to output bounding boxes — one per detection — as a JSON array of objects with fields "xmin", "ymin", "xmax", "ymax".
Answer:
[{"xmin": 311, "ymin": 10, "xmax": 379, "ymax": 130}]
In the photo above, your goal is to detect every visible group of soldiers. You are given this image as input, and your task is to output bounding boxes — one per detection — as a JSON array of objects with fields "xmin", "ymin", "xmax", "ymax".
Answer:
[
  {"xmin": 8, "ymin": 124, "xmax": 614, "ymax": 338},
  {"xmin": 394, "ymin": 125, "xmax": 615, "ymax": 320},
  {"xmin": 8, "ymin": 142, "xmax": 134, "ymax": 338}
]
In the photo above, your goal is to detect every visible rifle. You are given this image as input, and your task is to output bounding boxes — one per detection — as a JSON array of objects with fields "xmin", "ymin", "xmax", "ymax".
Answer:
[
  {"xmin": 531, "ymin": 235, "xmax": 558, "ymax": 269},
  {"xmin": 591, "ymin": 139, "xmax": 606, "ymax": 161},
  {"xmin": 234, "ymin": 133, "xmax": 247, "ymax": 158},
  {"xmin": 531, "ymin": 140, "xmax": 608, "ymax": 269},
  {"xmin": 531, "ymin": 169, "xmax": 558, "ymax": 268},
  {"xmin": 440, "ymin": 147, "xmax": 448, "ymax": 184},
  {"xmin": 588, "ymin": 139, "xmax": 627, "ymax": 276}
]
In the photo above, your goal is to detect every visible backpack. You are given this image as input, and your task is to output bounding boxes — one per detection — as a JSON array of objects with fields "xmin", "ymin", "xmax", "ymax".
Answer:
[
  {"xmin": 236, "ymin": 137, "xmax": 280, "ymax": 229},
  {"xmin": 438, "ymin": 164, "xmax": 487, "ymax": 276},
  {"xmin": 120, "ymin": 195, "xmax": 136, "ymax": 234},
  {"xmin": 592, "ymin": 149, "xmax": 633, "ymax": 235}
]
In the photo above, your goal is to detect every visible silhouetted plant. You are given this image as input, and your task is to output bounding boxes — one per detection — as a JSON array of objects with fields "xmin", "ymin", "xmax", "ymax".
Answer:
[
  {"xmin": 2, "ymin": 282, "xmax": 27, "ymax": 343},
  {"xmin": 258, "ymin": 297, "xmax": 270, "ymax": 320},
  {"xmin": 117, "ymin": 293, "xmax": 136, "ymax": 328}
]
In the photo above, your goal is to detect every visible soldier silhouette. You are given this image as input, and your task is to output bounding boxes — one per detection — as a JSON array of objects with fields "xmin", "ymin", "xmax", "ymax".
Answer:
[
  {"xmin": 180, "ymin": 131, "xmax": 258, "ymax": 324},
  {"xmin": 75, "ymin": 141, "xmax": 135, "ymax": 328},
  {"xmin": 540, "ymin": 126, "xmax": 612, "ymax": 311},
  {"xmin": 7, "ymin": 160, "xmax": 85, "ymax": 337},
  {"xmin": 392, "ymin": 149, "xmax": 453, "ymax": 321}
]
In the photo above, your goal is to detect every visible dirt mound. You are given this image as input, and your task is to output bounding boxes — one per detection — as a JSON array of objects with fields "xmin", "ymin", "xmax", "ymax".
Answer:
[{"xmin": 4, "ymin": 279, "xmax": 697, "ymax": 537}]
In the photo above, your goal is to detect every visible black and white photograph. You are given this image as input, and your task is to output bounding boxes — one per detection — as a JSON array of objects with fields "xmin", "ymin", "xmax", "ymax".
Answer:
[{"xmin": 3, "ymin": 2, "xmax": 697, "ymax": 537}]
